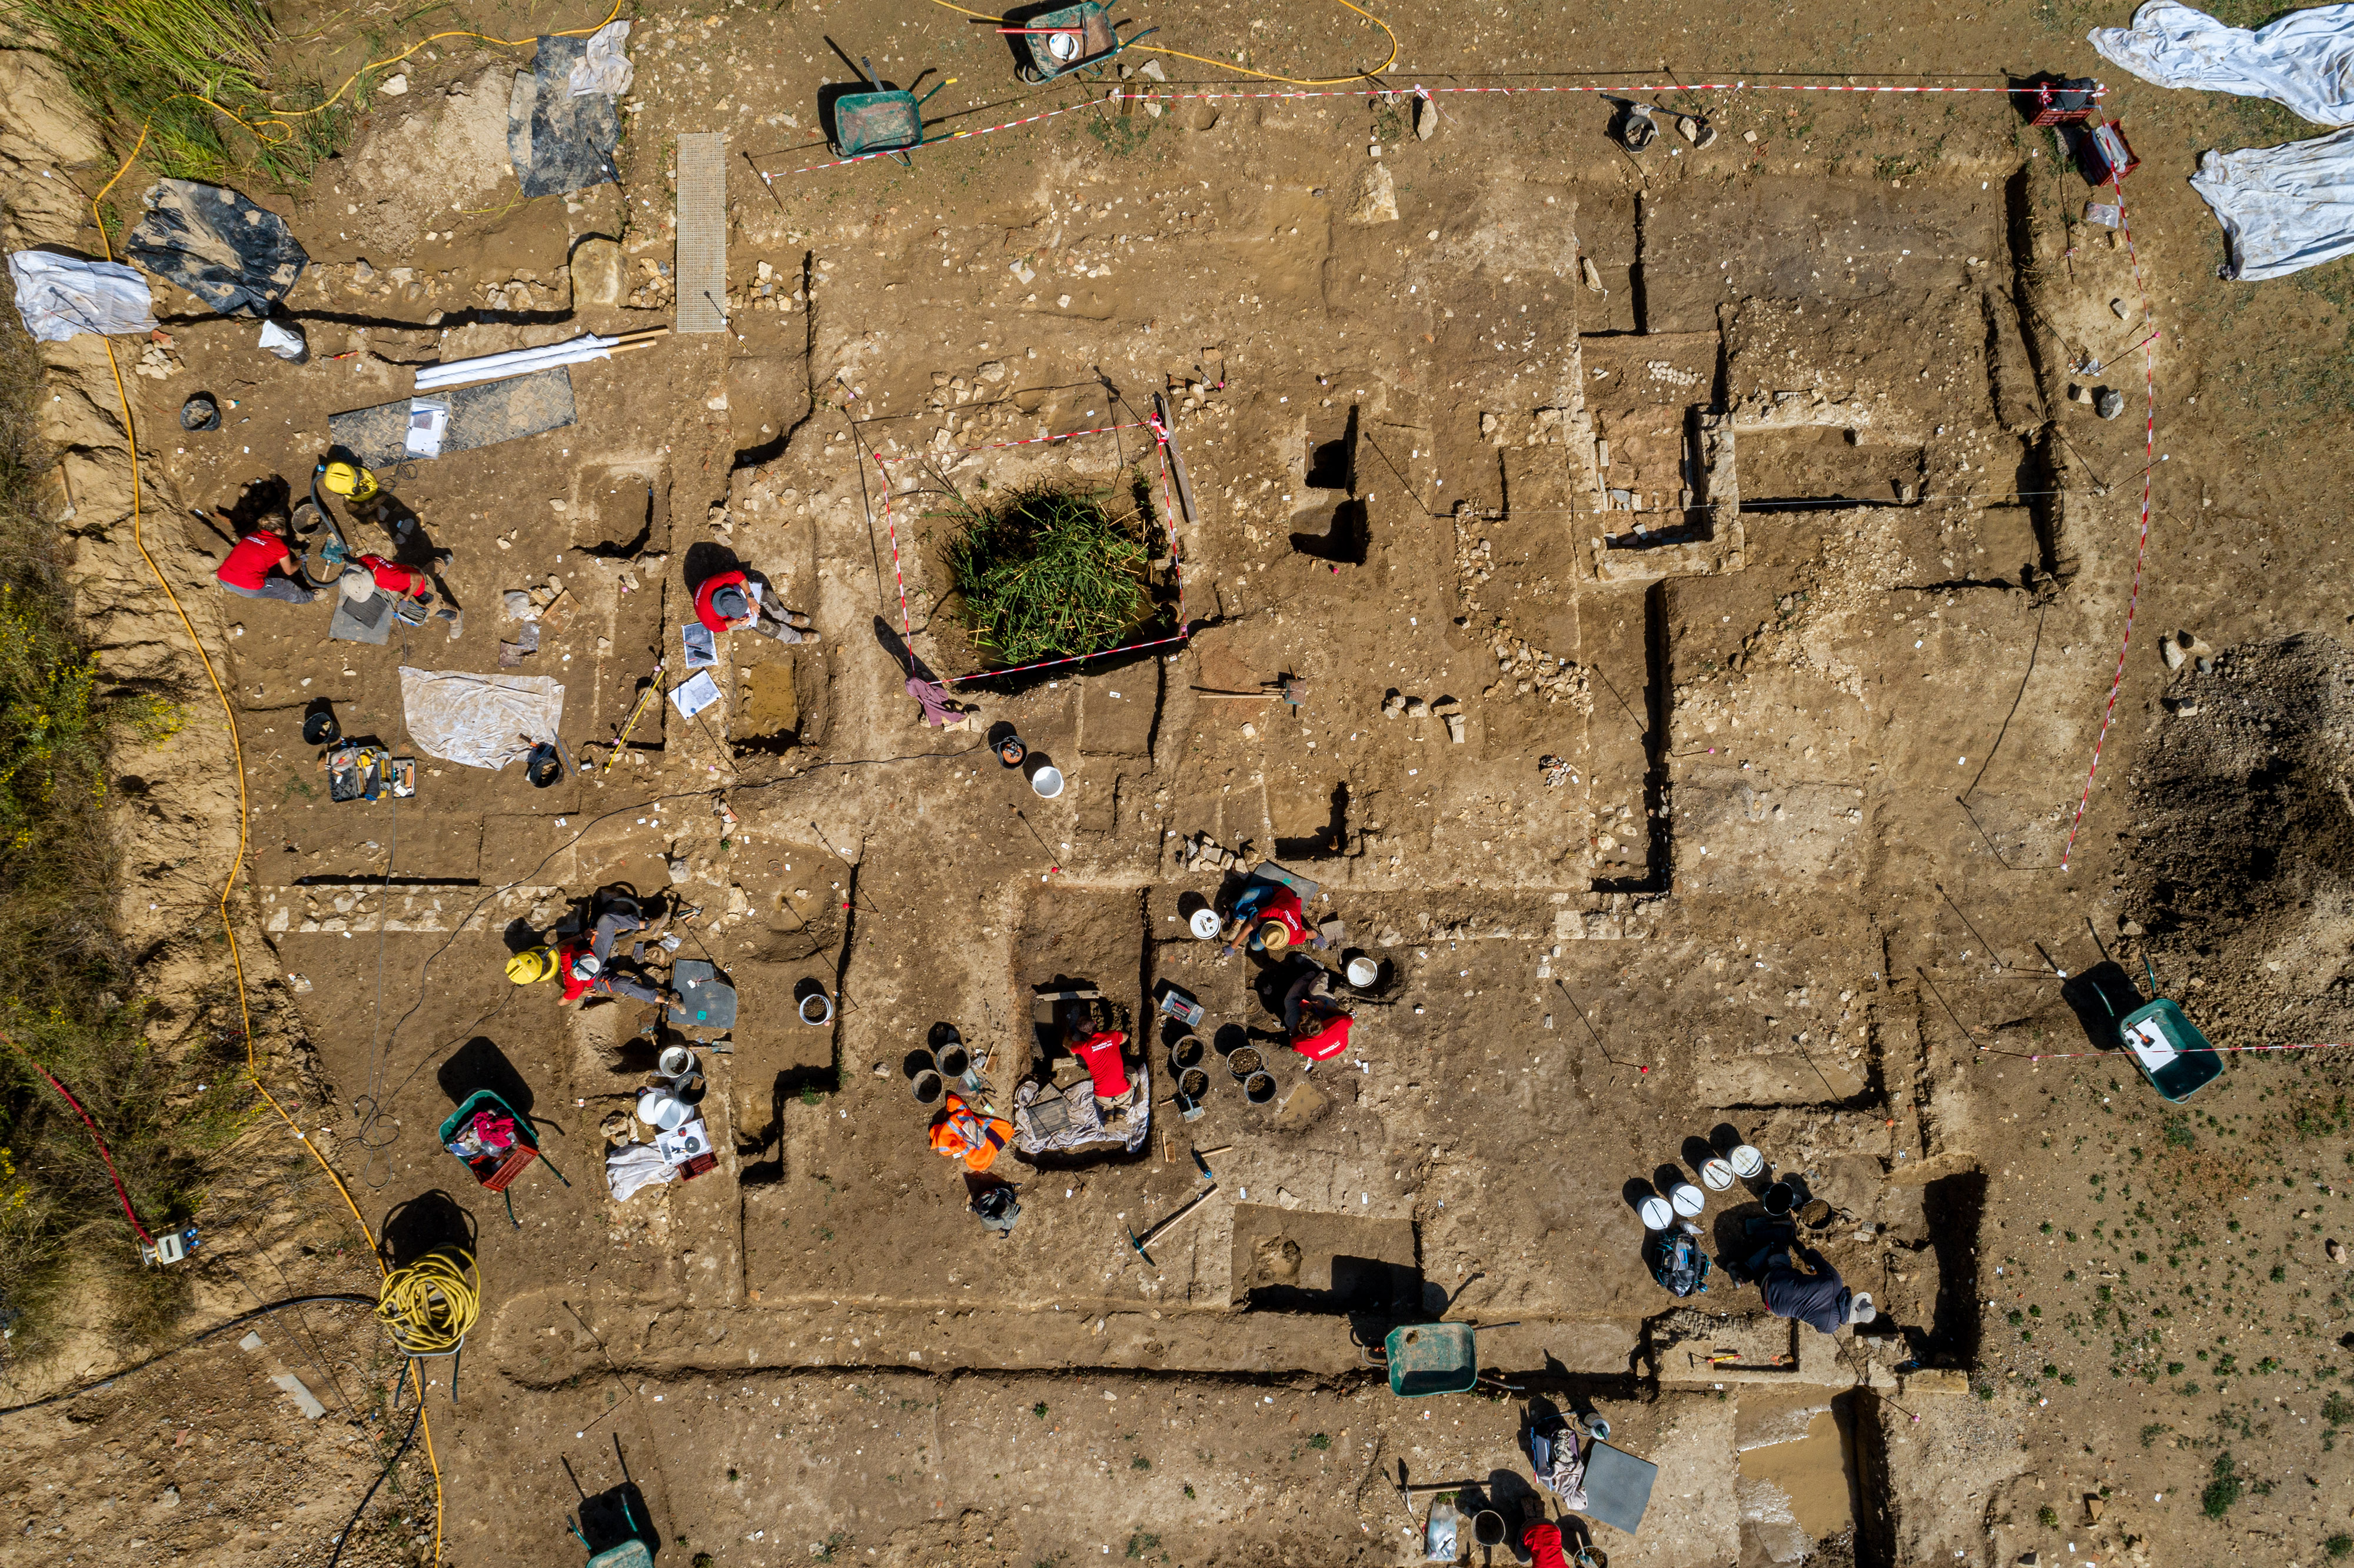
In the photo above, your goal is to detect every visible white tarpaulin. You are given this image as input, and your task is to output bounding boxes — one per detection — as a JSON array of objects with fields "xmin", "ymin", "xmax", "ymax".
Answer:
[
  {"xmin": 567, "ymin": 18, "xmax": 634, "ymax": 98},
  {"xmin": 2190, "ymin": 128, "xmax": 2354, "ymax": 277},
  {"xmin": 2090, "ymin": 1, "xmax": 2354, "ymax": 125},
  {"xmin": 398, "ymin": 667, "xmax": 564, "ymax": 770},
  {"xmin": 8, "ymin": 250, "xmax": 158, "ymax": 342}
]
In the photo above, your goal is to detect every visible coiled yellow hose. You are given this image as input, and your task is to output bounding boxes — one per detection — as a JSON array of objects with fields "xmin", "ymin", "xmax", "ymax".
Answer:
[{"xmin": 377, "ymin": 1249, "xmax": 480, "ymax": 1355}]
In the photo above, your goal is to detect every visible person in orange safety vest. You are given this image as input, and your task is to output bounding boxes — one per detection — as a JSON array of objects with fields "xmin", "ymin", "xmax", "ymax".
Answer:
[{"xmin": 929, "ymin": 1093, "xmax": 1012, "ymax": 1173}]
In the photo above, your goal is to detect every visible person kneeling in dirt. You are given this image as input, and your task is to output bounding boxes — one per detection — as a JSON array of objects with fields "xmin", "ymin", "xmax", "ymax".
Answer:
[
  {"xmin": 343, "ymin": 553, "xmax": 463, "ymax": 638},
  {"xmin": 1217, "ymin": 880, "xmax": 1325, "ymax": 959},
  {"xmin": 1279, "ymin": 964, "xmax": 1354, "ymax": 1062},
  {"xmin": 1745, "ymin": 1223, "xmax": 1874, "ymax": 1334},
  {"xmin": 693, "ymin": 568, "xmax": 819, "ymax": 644},
  {"xmin": 506, "ymin": 888, "xmax": 687, "ymax": 1009},
  {"xmin": 1067, "ymin": 1023, "xmax": 1136, "ymax": 1113},
  {"xmin": 214, "ymin": 520, "xmax": 318, "ymax": 604}
]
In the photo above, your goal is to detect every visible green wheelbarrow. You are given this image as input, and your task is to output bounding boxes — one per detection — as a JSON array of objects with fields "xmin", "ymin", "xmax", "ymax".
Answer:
[
  {"xmin": 1006, "ymin": 2, "xmax": 1158, "ymax": 84},
  {"xmin": 2100, "ymin": 956, "xmax": 2223, "ymax": 1103},
  {"xmin": 830, "ymin": 57, "xmax": 953, "ymax": 165},
  {"xmin": 438, "ymin": 1088, "xmax": 569, "ymax": 1227},
  {"xmin": 1365, "ymin": 1321, "xmax": 1523, "ymax": 1398}
]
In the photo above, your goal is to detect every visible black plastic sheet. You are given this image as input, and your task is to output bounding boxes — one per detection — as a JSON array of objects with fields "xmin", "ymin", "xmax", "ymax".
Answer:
[{"xmin": 126, "ymin": 180, "xmax": 307, "ymax": 318}]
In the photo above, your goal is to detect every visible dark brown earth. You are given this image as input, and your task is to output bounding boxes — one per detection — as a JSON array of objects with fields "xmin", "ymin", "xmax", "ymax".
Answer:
[{"xmin": 8, "ymin": 0, "xmax": 2354, "ymax": 1563}]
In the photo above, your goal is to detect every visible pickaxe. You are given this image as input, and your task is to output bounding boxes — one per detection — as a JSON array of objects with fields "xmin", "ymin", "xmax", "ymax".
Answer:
[{"xmin": 1125, "ymin": 1183, "xmax": 1219, "ymax": 1266}]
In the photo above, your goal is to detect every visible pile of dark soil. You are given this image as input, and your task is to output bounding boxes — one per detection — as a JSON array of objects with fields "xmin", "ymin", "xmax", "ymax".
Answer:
[{"xmin": 2121, "ymin": 634, "xmax": 2354, "ymax": 1043}]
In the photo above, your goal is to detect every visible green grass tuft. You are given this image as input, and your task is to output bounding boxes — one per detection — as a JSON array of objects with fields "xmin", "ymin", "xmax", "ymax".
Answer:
[
  {"xmin": 0, "ymin": 0, "xmax": 348, "ymax": 184},
  {"xmin": 943, "ymin": 482, "xmax": 1154, "ymax": 669}
]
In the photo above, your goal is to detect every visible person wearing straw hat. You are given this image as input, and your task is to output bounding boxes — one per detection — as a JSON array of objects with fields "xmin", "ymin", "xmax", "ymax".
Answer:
[
  {"xmin": 1216, "ymin": 879, "xmax": 1324, "ymax": 958},
  {"xmin": 692, "ymin": 567, "xmax": 819, "ymax": 644}
]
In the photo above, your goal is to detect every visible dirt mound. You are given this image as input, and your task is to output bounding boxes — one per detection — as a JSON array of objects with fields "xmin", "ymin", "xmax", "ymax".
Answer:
[{"xmin": 2122, "ymin": 633, "xmax": 2354, "ymax": 1041}]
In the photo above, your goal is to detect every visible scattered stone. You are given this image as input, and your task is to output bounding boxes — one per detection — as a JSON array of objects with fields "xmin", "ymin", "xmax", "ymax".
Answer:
[
  {"xmin": 1404, "ymin": 697, "xmax": 1429, "ymax": 718},
  {"xmin": 2110, "ymin": 297, "xmax": 2129, "ymax": 319},
  {"xmin": 1140, "ymin": 59, "xmax": 1165, "ymax": 81},
  {"xmin": 2094, "ymin": 387, "xmax": 2123, "ymax": 420},
  {"xmin": 2084, "ymin": 1497, "xmax": 2104, "ymax": 1523},
  {"xmin": 379, "ymin": 73, "xmax": 408, "ymax": 96},
  {"xmin": 1381, "ymin": 690, "xmax": 1407, "ymax": 717},
  {"xmin": 285, "ymin": 973, "xmax": 312, "ymax": 993},
  {"xmin": 1414, "ymin": 93, "xmax": 1439, "ymax": 140},
  {"xmin": 1344, "ymin": 162, "xmax": 1398, "ymax": 224},
  {"xmin": 1581, "ymin": 256, "xmax": 1605, "ymax": 293},
  {"xmin": 570, "ymin": 237, "xmax": 624, "ymax": 307},
  {"xmin": 1444, "ymin": 714, "xmax": 1465, "ymax": 743},
  {"xmin": 2329, "ymin": 1237, "xmax": 2346, "ymax": 1264},
  {"xmin": 2119, "ymin": 919, "xmax": 2145, "ymax": 937},
  {"xmin": 1241, "ymin": 721, "xmax": 1258, "ymax": 739}
]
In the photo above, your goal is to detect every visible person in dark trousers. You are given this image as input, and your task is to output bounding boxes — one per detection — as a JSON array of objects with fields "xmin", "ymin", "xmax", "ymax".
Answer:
[{"xmin": 1743, "ymin": 1221, "xmax": 1874, "ymax": 1334}]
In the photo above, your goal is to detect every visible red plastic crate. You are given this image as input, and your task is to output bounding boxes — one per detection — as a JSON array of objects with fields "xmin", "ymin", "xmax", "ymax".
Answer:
[
  {"xmin": 473, "ymin": 1143, "xmax": 537, "ymax": 1192},
  {"xmin": 2028, "ymin": 78, "xmax": 2098, "ymax": 126},
  {"xmin": 2084, "ymin": 122, "xmax": 2140, "ymax": 184}
]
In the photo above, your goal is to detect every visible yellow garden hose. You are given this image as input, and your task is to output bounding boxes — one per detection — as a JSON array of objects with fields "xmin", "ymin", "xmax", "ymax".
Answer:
[
  {"xmin": 929, "ymin": 0, "xmax": 1397, "ymax": 88},
  {"xmin": 378, "ymin": 1249, "xmax": 482, "ymax": 1355}
]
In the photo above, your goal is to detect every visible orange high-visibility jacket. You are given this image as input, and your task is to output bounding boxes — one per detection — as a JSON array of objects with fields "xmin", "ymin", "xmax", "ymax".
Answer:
[{"xmin": 929, "ymin": 1093, "xmax": 1013, "ymax": 1173}]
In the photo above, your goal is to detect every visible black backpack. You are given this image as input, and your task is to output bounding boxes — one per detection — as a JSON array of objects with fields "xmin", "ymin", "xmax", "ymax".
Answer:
[{"xmin": 1650, "ymin": 1231, "xmax": 1710, "ymax": 1297}]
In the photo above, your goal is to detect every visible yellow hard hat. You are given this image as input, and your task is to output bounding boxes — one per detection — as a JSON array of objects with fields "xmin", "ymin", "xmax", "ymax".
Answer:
[
  {"xmin": 506, "ymin": 946, "xmax": 557, "ymax": 984},
  {"xmin": 321, "ymin": 460, "xmax": 379, "ymax": 501}
]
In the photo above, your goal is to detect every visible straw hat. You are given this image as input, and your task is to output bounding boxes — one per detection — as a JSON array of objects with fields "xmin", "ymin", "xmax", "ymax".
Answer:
[{"xmin": 1256, "ymin": 919, "xmax": 1291, "ymax": 954}]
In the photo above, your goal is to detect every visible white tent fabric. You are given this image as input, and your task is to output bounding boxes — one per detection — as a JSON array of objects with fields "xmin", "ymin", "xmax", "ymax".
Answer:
[
  {"xmin": 7, "ymin": 251, "xmax": 158, "ymax": 342},
  {"xmin": 2190, "ymin": 128, "xmax": 2354, "ymax": 278},
  {"xmin": 2090, "ymin": 1, "xmax": 2354, "ymax": 125},
  {"xmin": 397, "ymin": 667, "xmax": 564, "ymax": 770}
]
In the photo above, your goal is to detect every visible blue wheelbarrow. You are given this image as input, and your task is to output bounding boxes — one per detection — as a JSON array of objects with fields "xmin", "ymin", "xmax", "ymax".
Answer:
[
  {"xmin": 830, "ymin": 57, "xmax": 952, "ymax": 165},
  {"xmin": 1005, "ymin": 2, "xmax": 1158, "ymax": 84}
]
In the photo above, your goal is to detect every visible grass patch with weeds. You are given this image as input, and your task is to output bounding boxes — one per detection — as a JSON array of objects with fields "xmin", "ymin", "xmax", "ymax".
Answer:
[
  {"xmin": 0, "ymin": 0, "xmax": 349, "ymax": 183},
  {"xmin": 942, "ymin": 481, "xmax": 1157, "ymax": 670},
  {"xmin": 0, "ymin": 308, "xmax": 239, "ymax": 1360}
]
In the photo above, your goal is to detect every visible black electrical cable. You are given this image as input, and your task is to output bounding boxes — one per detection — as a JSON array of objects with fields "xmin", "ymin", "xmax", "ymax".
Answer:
[
  {"xmin": 325, "ymin": 1396, "xmax": 426, "ymax": 1568},
  {"xmin": 0, "ymin": 1293, "xmax": 378, "ymax": 1417}
]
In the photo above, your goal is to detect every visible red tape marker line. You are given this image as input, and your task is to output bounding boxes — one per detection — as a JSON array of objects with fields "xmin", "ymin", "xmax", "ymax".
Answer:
[
  {"xmin": 2061, "ymin": 154, "xmax": 2157, "ymax": 870},
  {"xmin": 2014, "ymin": 1040, "xmax": 2353, "ymax": 1064},
  {"xmin": 754, "ymin": 80, "xmax": 2104, "ymax": 181}
]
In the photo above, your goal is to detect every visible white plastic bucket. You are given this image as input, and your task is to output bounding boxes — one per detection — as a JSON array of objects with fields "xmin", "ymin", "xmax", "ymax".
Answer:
[
  {"xmin": 1670, "ymin": 1182, "xmax": 1707, "ymax": 1218},
  {"xmin": 1189, "ymin": 907, "xmax": 1222, "ymax": 940},
  {"xmin": 1346, "ymin": 957, "xmax": 1379, "ymax": 987},
  {"xmin": 1030, "ymin": 765, "xmax": 1065, "ymax": 799},
  {"xmin": 1729, "ymin": 1144, "xmax": 1766, "ymax": 1179},
  {"xmin": 1637, "ymin": 1196, "xmax": 1675, "ymax": 1230}
]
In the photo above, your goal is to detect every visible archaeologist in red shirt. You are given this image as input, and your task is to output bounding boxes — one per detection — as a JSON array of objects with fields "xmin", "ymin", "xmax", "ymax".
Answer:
[
  {"xmin": 215, "ymin": 525, "xmax": 318, "ymax": 604},
  {"xmin": 1068, "ymin": 1026, "xmax": 1135, "ymax": 1110},
  {"xmin": 1520, "ymin": 1519, "xmax": 1573, "ymax": 1568},
  {"xmin": 1281, "ymin": 966, "xmax": 1355, "ymax": 1061},
  {"xmin": 1217, "ymin": 879, "xmax": 1325, "ymax": 958},
  {"xmin": 692, "ymin": 568, "xmax": 818, "ymax": 644},
  {"xmin": 347, "ymin": 552, "xmax": 462, "ymax": 637}
]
